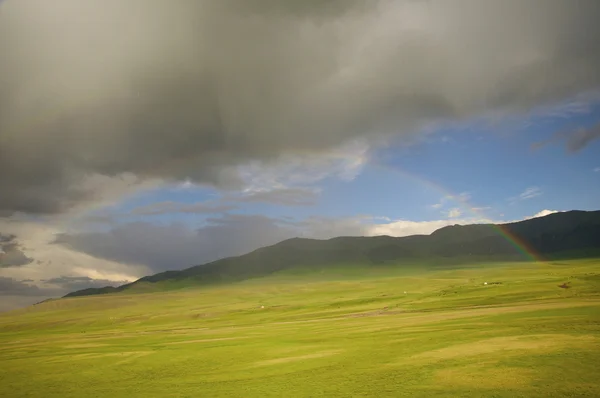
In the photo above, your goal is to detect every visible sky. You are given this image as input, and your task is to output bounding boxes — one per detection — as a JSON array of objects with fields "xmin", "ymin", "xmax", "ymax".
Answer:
[{"xmin": 1, "ymin": 0, "xmax": 600, "ymax": 311}]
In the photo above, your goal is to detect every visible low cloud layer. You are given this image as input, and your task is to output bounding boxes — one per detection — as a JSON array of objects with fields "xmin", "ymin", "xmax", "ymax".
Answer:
[
  {"xmin": 55, "ymin": 215, "xmax": 299, "ymax": 273},
  {"xmin": 1, "ymin": 0, "xmax": 599, "ymax": 215},
  {"xmin": 53, "ymin": 213, "xmax": 508, "ymax": 275},
  {"xmin": 0, "ymin": 275, "xmax": 126, "ymax": 312}
]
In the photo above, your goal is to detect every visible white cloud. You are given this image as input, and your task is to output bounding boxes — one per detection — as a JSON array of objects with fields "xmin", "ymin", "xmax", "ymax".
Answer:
[
  {"xmin": 445, "ymin": 208, "xmax": 462, "ymax": 218},
  {"xmin": 430, "ymin": 192, "xmax": 471, "ymax": 210},
  {"xmin": 368, "ymin": 208, "xmax": 563, "ymax": 237},
  {"xmin": 177, "ymin": 180, "xmax": 195, "ymax": 190},
  {"xmin": 524, "ymin": 209, "xmax": 561, "ymax": 220},
  {"xmin": 594, "ymin": 167, "xmax": 600, "ymax": 173},
  {"xmin": 297, "ymin": 214, "xmax": 496, "ymax": 240},
  {"xmin": 519, "ymin": 186, "xmax": 542, "ymax": 200},
  {"xmin": 510, "ymin": 186, "xmax": 542, "ymax": 203},
  {"xmin": 367, "ymin": 218, "xmax": 475, "ymax": 237},
  {"xmin": 238, "ymin": 140, "xmax": 370, "ymax": 194}
]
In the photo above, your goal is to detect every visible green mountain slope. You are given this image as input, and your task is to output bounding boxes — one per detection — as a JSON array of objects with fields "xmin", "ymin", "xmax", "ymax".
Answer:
[{"xmin": 65, "ymin": 210, "xmax": 600, "ymax": 297}]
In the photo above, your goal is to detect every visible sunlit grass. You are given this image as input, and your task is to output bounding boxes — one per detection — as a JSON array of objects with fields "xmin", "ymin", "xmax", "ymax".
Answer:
[{"xmin": 1, "ymin": 259, "xmax": 599, "ymax": 397}]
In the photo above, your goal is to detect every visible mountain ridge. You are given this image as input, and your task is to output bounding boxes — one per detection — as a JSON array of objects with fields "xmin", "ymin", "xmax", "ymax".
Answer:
[{"xmin": 65, "ymin": 210, "xmax": 600, "ymax": 297}]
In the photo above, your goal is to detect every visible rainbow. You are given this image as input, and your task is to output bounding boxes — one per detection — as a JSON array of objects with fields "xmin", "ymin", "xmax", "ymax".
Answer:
[{"xmin": 372, "ymin": 163, "xmax": 545, "ymax": 263}]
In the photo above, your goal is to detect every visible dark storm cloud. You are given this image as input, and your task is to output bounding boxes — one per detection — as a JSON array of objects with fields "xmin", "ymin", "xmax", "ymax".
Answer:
[
  {"xmin": 1, "ymin": 0, "xmax": 600, "ymax": 215},
  {"xmin": 0, "ymin": 233, "xmax": 33, "ymax": 267}
]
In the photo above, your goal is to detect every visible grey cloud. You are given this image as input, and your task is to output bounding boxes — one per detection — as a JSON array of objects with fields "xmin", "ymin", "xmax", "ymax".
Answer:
[
  {"xmin": 0, "ymin": 234, "xmax": 16, "ymax": 244},
  {"xmin": 0, "ymin": 275, "xmax": 125, "ymax": 312},
  {"xmin": 0, "ymin": 296, "xmax": 49, "ymax": 312},
  {"xmin": 131, "ymin": 201, "xmax": 236, "ymax": 216},
  {"xmin": 77, "ymin": 214, "xmax": 118, "ymax": 225},
  {"xmin": 0, "ymin": 233, "xmax": 34, "ymax": 267},
  {"xmin": 530, "ymin": 140, "xmax": 552, "ymax": 151},
  {"xmin": 1, "ymin": 1, "xmax": 600, "ymax": 215},
  {"xmin": 0, "ymin": 277, "xmax": 46, "ymax": 296},
  {"xmin": 232, "ymin": 187, "xmax": 320, "ymax": 206},
  {"xmin": 55, "ymin": 215, "xmax": 298, "ymax": 273},
  {"xmin": 129, "ymin": 188, "xmax": 320, "ymax": 217},
  {"xmin": 295, "ymin": 216, "xmax": 371, "ymax": 239},
  {"xmin": 566, "ymin": 123, "xmax": 600, "ymax": 153},
  {"xmin": 531, "ymin": 122, "xmax": 600, "ymax": 153},
  {"xmin": 42, "ymin": 276, "xmax": 126, "ymax": 291}
]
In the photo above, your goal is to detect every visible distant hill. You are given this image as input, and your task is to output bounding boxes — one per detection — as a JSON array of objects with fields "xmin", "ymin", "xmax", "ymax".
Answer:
[{"xmin": 65, "ymin": 210, "xmax": 600, "ymax": 297}]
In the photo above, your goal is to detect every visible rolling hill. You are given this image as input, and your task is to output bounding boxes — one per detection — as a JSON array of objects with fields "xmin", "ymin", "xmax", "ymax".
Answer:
[{"xmin": 65, "ymin": 210, "xmax": 600, "ymax": 297}]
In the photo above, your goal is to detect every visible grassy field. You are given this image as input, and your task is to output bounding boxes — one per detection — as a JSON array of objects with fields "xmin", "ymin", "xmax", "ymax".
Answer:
[{"xmin": 1, "ymin": 259, "xmax": 600, "ymax": 397}]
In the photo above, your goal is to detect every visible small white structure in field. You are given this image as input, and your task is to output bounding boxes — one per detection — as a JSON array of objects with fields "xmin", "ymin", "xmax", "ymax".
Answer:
[
  {"xmin": 484, "ymin": 282, "xmax": 488, "ymax": 285},
  {"xmin": 261, "ymin": 305, "xmax": 265, "ymax": 309},
  {"xmin": 403, "ymin": 291, "xmax": 407, "ymax": 294}
]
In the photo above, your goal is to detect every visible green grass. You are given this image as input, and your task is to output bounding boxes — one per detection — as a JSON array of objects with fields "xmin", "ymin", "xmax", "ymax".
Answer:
[{"xmin": 1, "ymin": 259, "xmax": 600, "ymax": 397}]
